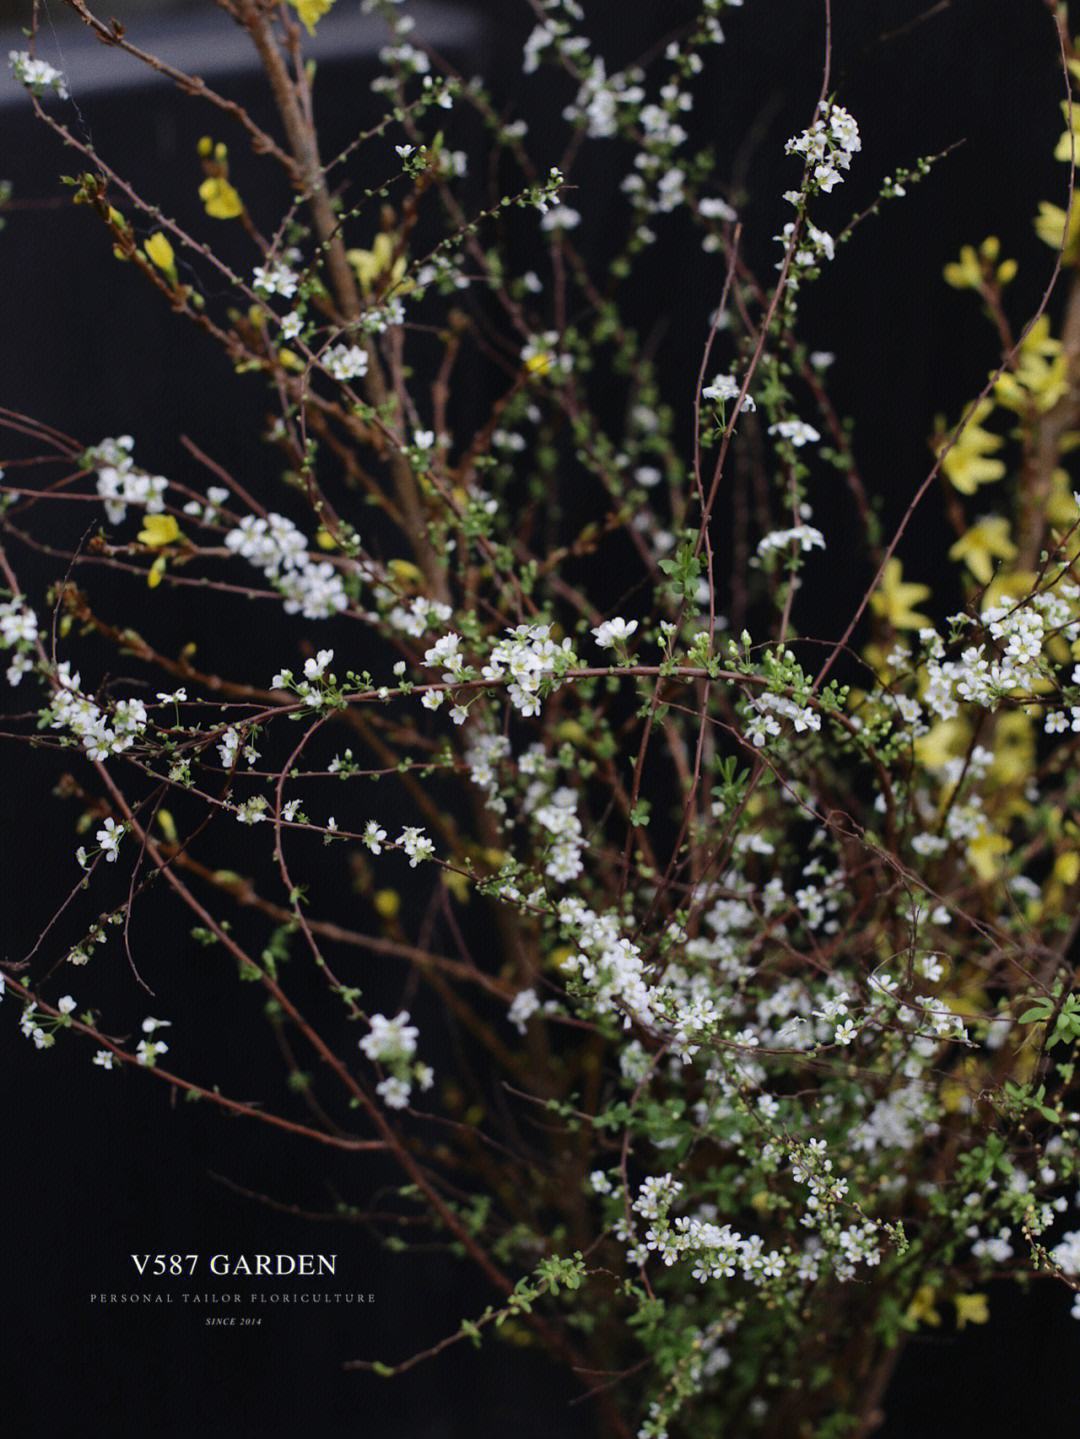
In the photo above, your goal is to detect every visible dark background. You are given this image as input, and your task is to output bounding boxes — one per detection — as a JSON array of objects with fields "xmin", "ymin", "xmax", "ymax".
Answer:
[{"xmin": 2, "ymin": 2, "xmax": 1080, "ymax": 1435}]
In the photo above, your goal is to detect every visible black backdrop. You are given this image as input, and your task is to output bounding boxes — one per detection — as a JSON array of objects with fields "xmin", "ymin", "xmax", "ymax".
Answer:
[{"xmin": 2, "ymin": 2, "xmax": 1080, "ymax": 1435}]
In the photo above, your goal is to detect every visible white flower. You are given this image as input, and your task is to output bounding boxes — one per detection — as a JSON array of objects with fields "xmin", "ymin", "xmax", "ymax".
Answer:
[
  {"xmin": 702, "ymin": 373, "xmax": 755, "ymax": 411},
  {"xmin": 592, "ymin": 617, "xmax": 639, "ymax": 650},
  {"xmin": 769, "ymin": 419, "xmax": 821, "ymax": 447},
  {"xmin": 253, "ymin": 262, "xmax": 300, "ymax": 299},
  {"xmin": 9, "ymin": 50, "xmax": 68, "ymax": 99},
  {"xmin": 540, "ymin": 205, "xmax": 582, "ymax": 232},
  {"xmin": 92, "ymin": 1050, "xmax": 115, "ymax": 1070},
  {"xmin": 57, "ymin": 995, "xmax": 77, "ymax": 1015},
  {"xmin": 135, "ymin": 1038, "xmax": 168, "ymax": 1066},
  {"xmin": 363, "ymin": 821, "xmax": 388, "ymax": 855},
  {"xmin": 96, "ymin": 817, "xmax": 123, "ymax": 862},
  {"xmin": 508, "ymin": 988, "xmax": 541, "ymax": 1035},
  {"xmin": 304, "ymin": 648, "xmax": 333, "ymax": 682},
  {"xmin": 323, "ymin": 343, "xmax": 369, "ymax": 382},
  {"xmin": 376, "ymin": 1075, "xmax": 412, "ymax": 1109},
  {"xmin": 360, "ymin": 1011, "xmax": 419, "ymax": 1063},
  {"xmin": 396, "ymin": 826, "xmax": 434, "ymax": 867},
  {"xmin": 700, "ymin": 196, "xmax": 737, "ymax": 222},
  {"xmin": 413, "ymin": 429, "xmax": 436, "ymax": 451}
]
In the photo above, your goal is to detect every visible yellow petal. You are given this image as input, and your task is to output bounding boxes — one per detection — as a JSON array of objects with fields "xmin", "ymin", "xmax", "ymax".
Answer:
[
  {"xmin": 198, "ymin": 176, "xmax": 243, "ymax": 221},
  {"xmin": 288, "ymin": 0, "xmax": 335, "ymax": 36},
  {"xmin": 953, "ymin": 1293, "xmax": 990, "ymax": 1330},
  {"xmin": 138, "ymin": 514, "xmax": 181, "ymax": 548},
  {"xmin": 373, "ymin": 888, "xmax": 400, "ymax": 920},
  {"xmin": 144, "ymin": 231, "xmax": 175, "ymax": 276}
]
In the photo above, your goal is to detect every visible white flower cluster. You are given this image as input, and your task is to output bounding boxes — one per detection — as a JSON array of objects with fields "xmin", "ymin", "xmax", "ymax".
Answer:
[
  {"xmin": 396, "ymin": 825, "xmax": 435, "ymax": 867},
  {"xmin": 323, "ymin": 344, "xmax": 370, "ymax": 382},
  {"xmin": 756, "ymin": 524, "xmax": 826, "ymax": 559},
  {"xmin": 533, "ymin": 786, "xmax": 586, "ymax": 882},
  {"xmin": 253, "ymin": 262, "xmax": 300, "ymax": 299},
  {"xmin": 508, "ymin": 987, "xmax": 541, "ymax": 1034},
  {"xmin": 383, "ymin": 591, "xmax": 452, "ymax": 638},
  {"xmin": 785, "ymin": 102, "xmax": 861, "ymax": 194},
  {"xmin": 465, "ymin": 731, "xmax": 512, "ymax": 815},
  {"xmin": 0, "ymin": 597, "xmax": 38, "ymax": 687},
  {"xmin": 483, "ymin": 623, "xmax": 577, "ymax": 717},
  {"xmin": 922, "ymin": 589, "xmax": 1079, "ymax": 720},
  {"xmin": 359, "ymin": 1010, "xmax": 433, "ymax": 1110},
  {"xmin": 46, "ymin": 663, "xmax": 149, "ymax": 762},
  {"xmin": 224, "ymin": 512, "xmax": 348, "ymax": 620},
  {"xmin": 768, "ymin": 419, "xmax": 820, "ymax": 448},
  {"xmin": 86, "ymin": 437, "xmax": 169, "ymax": 525},
  {"xmin": 9, "ymin": 50, "xmax": 68, "ymax": 99},
  {"xmin": 745, "ymin": 691, "xmax": 821, "ymax": 748}
]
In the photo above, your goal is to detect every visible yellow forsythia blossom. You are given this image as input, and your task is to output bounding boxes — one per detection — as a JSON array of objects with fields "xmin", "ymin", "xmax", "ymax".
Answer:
[
  {"xmin": 199, "ymin": 176, "xmax": 243, "ymax": 220},
  {"xmin": 948, "ymin": 515, "xmax": 1016, "ymax": 584},
  {"xmin": 289, "ymin": 0, "xmax": 335, "ymax": 35},
  {"xmin": 1034, "ymin": 200, "xmax": 1080, "ymax": 263},
  {"xmin": 1054, "ymin": 98, "xmax": 1080, "ymax": 162},
  {"xmin": 943, "ymin": 236, "xmax": 1016, "ymax": 290},
  {"xmin": 346, "ymin": 232, "xmax": 408, "ymax": 294},
  {"xmin": 953, "ymin": 1293, "xmax": 990, "ymax": 1330},
  {"xmin": 938, "ymin": 400, "xmax": 1005, "ymax": 495},
  {"xmin": 906, "ymin": 1286, "xmax": 942, "ymax": 1329},
  {"xmin": 870, "ymin": 558, "xmax": 932, "ymax": 631},
  {"xmin": 144, "ymin": 231, "xmax": 176, "ymax": 282},
  {"xmin": 967, "ymin": 830, "xmax": 1012, "ymax": 882},
  {"xmin": 373, "ymin": 889, "xmax": 400, "ymax": 920},
  {"xmin": 138, "ymin": 514, "xmax": 181, "ymax": 548},
  {"xmin": 994, "ymin": 316, "xmax": 1069, "ymax": 414}
]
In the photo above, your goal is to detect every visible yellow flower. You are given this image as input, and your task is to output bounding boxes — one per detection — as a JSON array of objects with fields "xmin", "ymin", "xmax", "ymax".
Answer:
[
  {"xmin": 199, "ymin": 176, "xmax": 243, "ymax": 221},
  {"xmin": 1034, "ymin": 200, "xmax": 1080, "ymax": 263},
  {"xmin": 147, "ymin": 554, "xmax": 168, "ymax": 590},
  {"xmin": 346, "ymin": 232, "xmax": 408, "ymax": 295},
  {"xmin": 994, "ymin": 316, "xmax": 1069, "ymax": 414},
  {"xmin": 289, "ymin": 0, "xmax": 335, "ymax": 35},
  {"xmin": 138, "ymin": 514, "xmax": 181, "ymax": 548},
  {"xmin": 979, "ymin": 568, "xmax": 1038, "ymax": 615},
  {"xmin": 1054, "ymin": 99, "xmax": 1080, "ymax": 163},
  {"xmin": 943, "ymin": 237, "xmax": 1015, "ymax": 291},
  {"xmin": 144, "ymin": 231, "xmax": 176, "ymax": 283},
  {"xmin": 388, "ymin": 558, "xmax": 424, "ymax": 586},
  {"xmin": 943, "ymin": 244, "xmax": 982, "ymax": 290},
  {"xmin": 525, "ymin": 350, "xmax": 555, "ymax": 376},
  {"xmin": 1048, "ymin": 467, "xmax": 1080, "ymax": 528},
  {"xmin": 967, "ymin": 829, "xmax": 1012, "ymax": 882},
  {"xmin": 906, "ymin": 1286, "xmax": 942, "ymax": 1329},
  {"xmin": 953, "ymin": 1293, "xmax": 990, "ymax": 1330},
  {"xmin": 948, "ymin": 515, "xmax": 1017, "ymax": 585},
  {"xmin": 938, "ymin": 400, "xmax": 1006, "ymax": 495},
  {"xmin": 915, "ymin": 718, "xmax": 972, "ymax": 772},
  {"xmin": 315, "ymin": 528, "xmax": 337, "ymax": 551},
  {"xmin": 989, "ymin": 712, "xmax": 1035, "ymax": 787},
  {"xmin": 443, "ymin": 869, "xmax": 470, "ymax": 904},
  {"xmin": 870, "ymin": 558, "xmax": 932, "ymax": 631},
  {"xmin": 277, "ymin": 347, "xmax": 305, "ymax": 372},
  {"xmin": 373, "ymin": 888, "xmax": 400, "ymax": 920}
]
